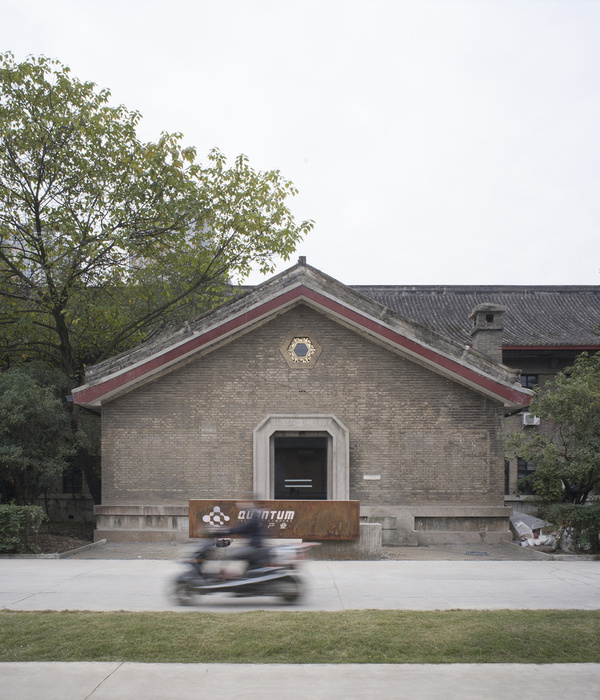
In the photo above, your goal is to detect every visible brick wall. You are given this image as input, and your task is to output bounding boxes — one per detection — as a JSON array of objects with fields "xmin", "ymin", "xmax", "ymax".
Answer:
[{"xmin": 101, "ymin": 304, "xmax": 505, "ymax": 507}]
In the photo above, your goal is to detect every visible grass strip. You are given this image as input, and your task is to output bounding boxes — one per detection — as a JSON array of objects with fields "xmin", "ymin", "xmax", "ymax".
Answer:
[{"xmin": 1, "ymin": 609, "xmax": 599, "ymax": 664}]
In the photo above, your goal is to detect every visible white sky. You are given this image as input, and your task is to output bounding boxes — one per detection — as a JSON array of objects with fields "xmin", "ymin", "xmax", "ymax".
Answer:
[{"xmin": 3, "ymin": 0, "xmax": 600, "ymax": 286}]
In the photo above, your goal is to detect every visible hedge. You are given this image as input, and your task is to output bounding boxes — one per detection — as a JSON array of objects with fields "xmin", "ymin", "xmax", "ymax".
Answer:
[{"xmin": 0, "ymin": 504, "xmax": 46, "ymax": 554}]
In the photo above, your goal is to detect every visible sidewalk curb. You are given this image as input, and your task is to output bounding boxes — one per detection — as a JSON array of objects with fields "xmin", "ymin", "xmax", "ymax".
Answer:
[
  {"xmin": 499, "ymin": 539, "xmax": 600, "ymax": 561},
  {"xmin": 42, "ymin": 539, "xmax": 108, "ymax": 559},
  {"xmin": 1, "ymin": 539, "xmax": 107, "ymax": 560},
  {"xmin": 499, "ymin": 540, "xmax": 554, "ymax": 560}
]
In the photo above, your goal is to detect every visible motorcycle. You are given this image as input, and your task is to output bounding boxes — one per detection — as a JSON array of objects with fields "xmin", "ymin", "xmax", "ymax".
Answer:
[{"xmin": 170, "ymin": 537, "xmax": 317, "ymax": 605}]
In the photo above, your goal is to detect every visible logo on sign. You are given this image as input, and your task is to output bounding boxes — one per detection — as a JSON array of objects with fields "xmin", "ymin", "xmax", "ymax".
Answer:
[{"xmin": 202, "ymin": 506, "xmax": 231, "ymax": 526}]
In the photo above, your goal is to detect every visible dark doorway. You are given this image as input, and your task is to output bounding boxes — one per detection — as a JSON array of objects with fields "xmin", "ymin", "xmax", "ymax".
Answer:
[{"xmin": 274, "ymin": 436, "xmax": 328, "ymax": 500}]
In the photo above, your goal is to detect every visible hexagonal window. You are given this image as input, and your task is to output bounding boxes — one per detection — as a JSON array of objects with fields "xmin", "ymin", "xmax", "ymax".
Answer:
[
  {"xmin": 288, "ymin": 337, "xmax": 315, "ymax": 363},
  {"xmin": 280, "ymin": 332, "xmax": 322, "ymax": 368},
  {"xmin": 293, "ymin": 342, "xmax": 309, "ymax": 357}
]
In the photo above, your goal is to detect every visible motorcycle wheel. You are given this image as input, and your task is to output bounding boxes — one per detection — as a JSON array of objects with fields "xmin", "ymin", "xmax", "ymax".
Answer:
[
  {"xmin": 278, "ymin": 576, "xmax": 302, "ymax": 604},
  {"xmin": 171, "ymin": 579, "xmax": 195, "ymax": 606}
]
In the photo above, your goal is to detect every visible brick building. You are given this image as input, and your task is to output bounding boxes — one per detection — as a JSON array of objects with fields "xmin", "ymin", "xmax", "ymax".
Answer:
[{"xmin": 75, "ymin": 260, "xmax": 565, "ymax": 545}]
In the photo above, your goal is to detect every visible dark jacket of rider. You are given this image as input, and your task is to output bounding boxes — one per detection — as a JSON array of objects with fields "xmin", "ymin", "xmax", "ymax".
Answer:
[{"xmin": 223, "ymin": 510, "xmax": 263, "ymax": 548}]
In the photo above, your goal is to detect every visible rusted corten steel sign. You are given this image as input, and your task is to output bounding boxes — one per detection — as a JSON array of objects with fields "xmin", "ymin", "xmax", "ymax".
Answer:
[{"xmin": 189, "ymin": 500, "xmax": 360, "ymax": 540}]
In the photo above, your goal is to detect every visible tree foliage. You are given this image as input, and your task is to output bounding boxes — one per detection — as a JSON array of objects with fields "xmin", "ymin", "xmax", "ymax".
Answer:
[
  {"xmin": 0, "ymin": 52, "xmax": 313, "ymax": 383},
  {"xmin": 509, "ymin": 352, "xmax": 600, "ymax": 504},
  {"xmin": 0, "ymin": 504, "xmax": 46, "ymax": 553},
  {"xmin": 541, "ymin": 503, "xmax": 600, "ymax": 553},
  {"xmin": 0, "ymin": 364, "xmax": 73, "ymax": 505}
]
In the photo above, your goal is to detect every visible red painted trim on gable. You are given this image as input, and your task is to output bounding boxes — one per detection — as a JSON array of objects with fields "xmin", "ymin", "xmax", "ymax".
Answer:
[
  {"xmin": 73, "ymin": 284, "xmax": 531, "ymax": 406},
  {"xmin": 73, "ymin": 287, "xmax": 304, "ymax": 405},
  {"xmin": 297, "ymin": 287, "xmax": 529, "ymax": 406}
]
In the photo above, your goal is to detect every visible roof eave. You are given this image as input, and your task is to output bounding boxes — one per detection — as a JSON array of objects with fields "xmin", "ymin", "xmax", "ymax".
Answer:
[{"xmin": 72, "ymin": 267, "xmax": 532, "ymax": 410}]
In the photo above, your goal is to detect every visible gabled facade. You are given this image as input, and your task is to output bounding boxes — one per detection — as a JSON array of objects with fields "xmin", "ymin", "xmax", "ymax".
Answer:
[{"xmin": 73, "ymin": 261, "xmax": 533, "ymax": 545}]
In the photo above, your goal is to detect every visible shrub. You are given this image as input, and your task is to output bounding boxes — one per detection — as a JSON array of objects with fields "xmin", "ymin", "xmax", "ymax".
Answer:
[
  {"xmin": 0, "ymin": 504, "xmax": 46, "ymax": 553},
  {"xmin": 541, "ymin": 503, "xmax": 600, "ymax": 553}
]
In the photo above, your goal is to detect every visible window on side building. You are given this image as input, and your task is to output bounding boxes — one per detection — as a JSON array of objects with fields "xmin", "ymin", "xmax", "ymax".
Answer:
[
  {"xmin": 62, "ymin": 465, "xmax": 83, "ymax": 494},
  {"xmin": 520, "ymin": 374, "xmax": 539, "ymax": 389},
  {"xmin": 517, "ymin": 457, "xmax": 536, "ymax": 495}
]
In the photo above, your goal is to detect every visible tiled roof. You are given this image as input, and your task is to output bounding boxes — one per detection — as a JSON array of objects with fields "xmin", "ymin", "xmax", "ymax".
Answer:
[{"xmin": 351, "ymin": 286, "xmax": 600, "ymax": 348}]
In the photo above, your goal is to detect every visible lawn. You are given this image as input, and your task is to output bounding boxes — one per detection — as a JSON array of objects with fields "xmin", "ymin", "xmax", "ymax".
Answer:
[{"xmin": 1, "ymin": 609, "xmax": 599, "ymax": 664}]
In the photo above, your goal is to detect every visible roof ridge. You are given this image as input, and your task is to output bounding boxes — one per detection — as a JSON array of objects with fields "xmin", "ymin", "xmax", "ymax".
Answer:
[{"xmin": 351, "ymin": 285, "xmax": 600, "ymax": 292}]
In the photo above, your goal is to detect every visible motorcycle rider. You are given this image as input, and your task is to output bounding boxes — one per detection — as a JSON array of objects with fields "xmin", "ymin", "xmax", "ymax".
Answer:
[
  {"xmin": 173, "ymin": 500, "xmax": 308, "ymax": 604},
  {"xmin": 215, "ymin": 500, "xmax": 266, "ymax": 570}
]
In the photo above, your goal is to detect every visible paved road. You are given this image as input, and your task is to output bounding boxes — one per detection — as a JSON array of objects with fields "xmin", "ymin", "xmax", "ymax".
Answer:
[
  {"xmin": 1, "ymin": 557, "xmax": 599, "ymax": 611},
  {"xmin": 2, "ymin": 552, "xmax": 599, "ymax": 699}
]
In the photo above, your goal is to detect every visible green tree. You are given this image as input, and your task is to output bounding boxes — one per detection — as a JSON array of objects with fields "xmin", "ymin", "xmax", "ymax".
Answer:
[
  {"xmin": 0, "ymin": 364, "xmax": 73, "ymax": 505},
  {"xmin": 510, "ymin": 352, "xmax": 600, "ymax": 505},
  {"xmin": 0, "ymin": 53, "xmax": 312, "ymax": 503},
  {"xmin": 0, "ymin": 52, "xmax": 313, "ymax": 382}
]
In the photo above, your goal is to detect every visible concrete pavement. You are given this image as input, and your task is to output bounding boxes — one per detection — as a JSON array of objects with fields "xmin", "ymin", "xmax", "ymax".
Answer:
[
  {"xmin": 2, "ymin": 547, "xmax": 600, "ymax": 698},
  {"xmin": 1, "ymin": 556, "xmax": 599, "ymax": 611},
  {"xmin": 2, "ymin": 662, "xmax": 600, "ymax": 700}
]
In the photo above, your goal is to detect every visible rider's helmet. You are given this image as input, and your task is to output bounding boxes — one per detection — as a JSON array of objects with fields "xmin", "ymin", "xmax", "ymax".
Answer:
[{"xmin": 236, "ymin": 492, "xmax": 258, "ymax": 515}]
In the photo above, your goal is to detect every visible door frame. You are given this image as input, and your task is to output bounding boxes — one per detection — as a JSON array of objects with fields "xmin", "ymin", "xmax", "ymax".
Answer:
[{"xmin": 253, "ymin": 414, "xmax": 349, "ymax": 500}]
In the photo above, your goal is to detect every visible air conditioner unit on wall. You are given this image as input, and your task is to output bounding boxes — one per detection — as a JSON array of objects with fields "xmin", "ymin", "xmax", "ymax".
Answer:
[{"xmin": 522, "ymin": 413, "xmax": 541, "ymax": 426}]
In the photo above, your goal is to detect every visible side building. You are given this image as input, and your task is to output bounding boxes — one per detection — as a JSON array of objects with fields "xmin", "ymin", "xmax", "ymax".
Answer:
[{"xmin": 354, "ymin": 283, "xmax": 600, "ymax": 514}]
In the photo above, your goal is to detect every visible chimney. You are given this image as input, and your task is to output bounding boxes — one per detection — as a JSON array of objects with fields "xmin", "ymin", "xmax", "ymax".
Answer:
[
  {"xmin": 468, "ymin": 303, "xmax": 506, "ymax": 362},
  {"xmin": 298, "ymin": 256, "xmax": 307, "ymax": 265}
]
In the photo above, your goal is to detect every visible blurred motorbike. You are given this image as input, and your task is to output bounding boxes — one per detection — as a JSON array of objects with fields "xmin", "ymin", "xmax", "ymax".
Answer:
[{"xmin": 170, "ymin": 537, "xmax": 317, "ymax": 605}]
